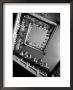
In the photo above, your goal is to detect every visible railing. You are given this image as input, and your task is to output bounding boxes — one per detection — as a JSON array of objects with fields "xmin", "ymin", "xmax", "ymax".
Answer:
[{"xmin": 13, "ymin": 51, "xmax": 50, "ymax": 77}]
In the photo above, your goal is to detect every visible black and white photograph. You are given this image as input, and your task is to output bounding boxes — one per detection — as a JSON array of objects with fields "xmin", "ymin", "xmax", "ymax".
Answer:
[
  {"xmin": 4, "ymin": 4, "xmax": 70, "ymax": 87},
  {"xmin": 13, "ymin": 13, "xmax": 60, "ymax": 77}
]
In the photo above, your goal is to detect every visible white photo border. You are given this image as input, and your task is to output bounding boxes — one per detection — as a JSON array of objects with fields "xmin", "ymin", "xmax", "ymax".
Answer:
[{"xmin": 3, "ymin": 3, "xmax": 70, "ymax": 87}]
